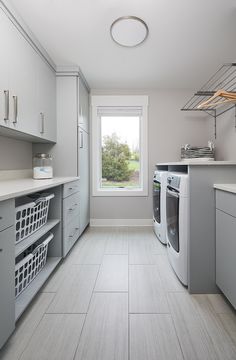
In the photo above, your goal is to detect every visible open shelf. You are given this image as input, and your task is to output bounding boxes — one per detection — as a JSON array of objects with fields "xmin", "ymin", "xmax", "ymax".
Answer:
[
  {"xmin": 15, "ymin": 257, "xmax": 61, "ymax": 321},
  {"xmin": 181, "ymin": 63, "xmax": 236, "ymax": 138},
  {"xmin": 15, "ymin": 219, "xmax": 60, "ymax": 257}
]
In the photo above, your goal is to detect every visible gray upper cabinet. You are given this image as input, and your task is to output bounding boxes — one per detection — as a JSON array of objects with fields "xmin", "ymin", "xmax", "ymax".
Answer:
[
  {"xmin": 0, "ymin": 6, "xmax": 56, "ymax": 142},
  {"xmin": 36, "ymin": 58, "xmax": 57, "ymax": 142},
  {"xmin": 78, "ymin": 79, "xmax": 89, "ymax": 133}
]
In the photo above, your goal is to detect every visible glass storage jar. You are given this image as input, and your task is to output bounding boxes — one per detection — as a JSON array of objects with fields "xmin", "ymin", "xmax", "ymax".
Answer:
[{"xmin": 33, "ymin": 153, "xmax": 53, "ymax": 179}]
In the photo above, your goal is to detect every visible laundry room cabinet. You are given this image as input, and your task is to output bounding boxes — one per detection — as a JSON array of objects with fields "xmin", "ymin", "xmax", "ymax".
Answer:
[
  {"xmin": 33, "ymin": 67, "xmax": 90, "ymax": 235},
  {"xmin": 0, "ymin": 200, "xmax": 15, "ymax": 349},
  {"xmin": 0, "ymin": 5, "xmax": 56, "ymax": 142},
  {"xmin": 215, "ymin": 189, "xmax": 236, "ymax": 309}
]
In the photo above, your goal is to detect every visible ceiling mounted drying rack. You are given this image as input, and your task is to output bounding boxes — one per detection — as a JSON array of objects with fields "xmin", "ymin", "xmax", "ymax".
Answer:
[{"xmin": 181, "ymin": 63, "xmax": 236, "ymax": 138}]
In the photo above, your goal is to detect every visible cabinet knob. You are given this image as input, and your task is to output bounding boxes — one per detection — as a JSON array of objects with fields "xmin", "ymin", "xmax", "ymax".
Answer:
[{"xmin": 0, "ymin": 249, "xmax": 3, "ymax": 252}]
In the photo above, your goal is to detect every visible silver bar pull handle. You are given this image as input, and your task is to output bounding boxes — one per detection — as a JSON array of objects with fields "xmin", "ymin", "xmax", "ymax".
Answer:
[
  {"xmin": 80, "ymin": 130, "xmax": 83, "ymax": 149},
  {"xmin": 12, "ymin": 95, "xmax": 18, "ymax": 124},
  {"xmin": 4, "ymin": 90, "xmax": 9, "ymax": 121},
  {"xmin": 40, "ymin": 112, "xmax": 45, "ymax": 134}
]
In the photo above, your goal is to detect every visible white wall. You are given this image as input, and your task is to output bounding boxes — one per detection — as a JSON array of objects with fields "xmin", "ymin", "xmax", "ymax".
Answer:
[
  {"xmin": 207, "ymin": 107, "xmax": 236, "ymax": 160},
  {"xmin": 0, "ymin": 136, "xmax": 32, "ymax": 170},
  {"xmin": 90, "ymin": 89, "xmax": 209, "ymax": 221}
]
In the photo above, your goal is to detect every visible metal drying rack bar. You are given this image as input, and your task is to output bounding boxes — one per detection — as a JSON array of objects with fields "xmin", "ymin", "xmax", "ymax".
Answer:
[{"xmin": 181, "ymin": 63, "xmax": 236, "ymax": 138}]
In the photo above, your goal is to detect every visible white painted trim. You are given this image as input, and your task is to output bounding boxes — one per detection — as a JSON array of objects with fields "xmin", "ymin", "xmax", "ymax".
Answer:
[
  {"xmin": 56, "ymin": 65, "xmax": 90, "ymax": 92},
  {"xmin": 91, "ymin": 95, "xmax": 149, "ymax": 197},
  {"xmin": 92, "ymin": 95, "xmax": 148, "ymax": 107},
  {"xmin": 90, "ymin": 218, "xmax": 153, "ymax": 227}
]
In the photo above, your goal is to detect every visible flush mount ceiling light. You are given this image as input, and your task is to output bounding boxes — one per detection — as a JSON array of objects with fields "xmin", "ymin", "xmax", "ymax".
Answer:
[{"xmin": 110, "ymin": 16, "xmax": 148, "ymax": 47}]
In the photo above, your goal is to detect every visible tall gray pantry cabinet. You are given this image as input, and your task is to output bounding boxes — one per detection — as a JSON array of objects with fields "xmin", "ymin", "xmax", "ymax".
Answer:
[{"xmin": 34, "ymin": 67, "xmax": 90, "ymax": 239}]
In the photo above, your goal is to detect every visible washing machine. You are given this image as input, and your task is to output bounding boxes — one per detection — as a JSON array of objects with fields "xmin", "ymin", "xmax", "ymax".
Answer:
[
  {"xmin": 153, "ymin": 170, "xmax": 168, "ymax": 244},
  {"xmin": 166, "ymin": 172, "xmax": 189, "ymax": 285}
]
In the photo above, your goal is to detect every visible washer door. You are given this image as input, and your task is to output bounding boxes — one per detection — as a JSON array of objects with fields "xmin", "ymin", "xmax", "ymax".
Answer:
[
  {"xmin": 166, "ymin": 186, "xmax": 179, "ymax": 252},
  {"xmin": 153, "ymin": 180, "xmax": 161, "ymax": 224}
]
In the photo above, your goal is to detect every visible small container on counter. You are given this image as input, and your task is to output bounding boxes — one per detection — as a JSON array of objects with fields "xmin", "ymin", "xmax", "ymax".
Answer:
[{"xmin": 33, "ymin": 153, "xmax": 53, "ymax": 179}]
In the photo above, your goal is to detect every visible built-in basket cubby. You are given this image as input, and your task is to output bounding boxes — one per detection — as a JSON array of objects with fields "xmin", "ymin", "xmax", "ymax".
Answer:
[{"xmin": 14, "ymin": 186, "xmax": 62, "ymax": 321}]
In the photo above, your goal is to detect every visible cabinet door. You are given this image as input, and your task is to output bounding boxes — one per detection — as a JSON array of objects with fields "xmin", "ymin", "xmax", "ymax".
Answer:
[
  {"xmin": 36, "ymin": 58, "xmax": 56, "ymax": 142},
  {"xmin": 0, "ymin": 226, "xmax": 15, "ymax": 349},
  {"xmin": 78, "ymin": 128, "xmax": 89, "ymax": 233},
  {"xmin": 0, "ymin": 8, "xmax": 11, "ymax": 127},
  {"xmin": 216, "ymin": 209, "xmax": 236, "ymax": 308},
  {"xmin": 7, "ymin": 18, "xmax": 37, "ymax": 136},
  {"xmin": 78, "ymin": 79, "xmax": 89, "ymax": 133}
]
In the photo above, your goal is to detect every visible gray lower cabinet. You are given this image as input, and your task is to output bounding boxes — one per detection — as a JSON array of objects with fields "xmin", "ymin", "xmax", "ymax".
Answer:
[
  {"xmin": 0, "ymin": 226, "xmax": 15, "ymax": 348},
  {"xmin": 62, "ymin": 180, "xmax": 80, "ymax": 257},
  {"xmin": 216, "ymin": 190, "xmax": 236, "ymax": 308}
]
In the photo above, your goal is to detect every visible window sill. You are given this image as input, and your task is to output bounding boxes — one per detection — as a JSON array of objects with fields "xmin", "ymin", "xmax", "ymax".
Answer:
[{"xmin": 92, "ymin": 188, "xmax": 148, "ymax": 197}]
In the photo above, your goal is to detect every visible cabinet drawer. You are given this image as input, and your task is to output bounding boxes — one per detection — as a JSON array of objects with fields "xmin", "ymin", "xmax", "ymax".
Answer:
[
  {"xmin": 63, "ymin": 216, "xmax": 80, "ymax": 257},
  {"xmin": 63, "ymin": 193, "xmax": 80, "ymax": 226},
  {"xmin": 216, "ymin": 190, "xmax": 236, "ymax": 217},
  {"xmin": 63, "ymin": 180, "xmax": 80, "ymax": 199},
  {"xmin": 0, "ymin": 199, "xmax": 14, "ymax": 232}
]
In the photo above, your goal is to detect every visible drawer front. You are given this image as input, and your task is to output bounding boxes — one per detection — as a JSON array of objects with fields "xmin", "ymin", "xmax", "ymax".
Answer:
[
  {"xmin": 63, "ymin": 180, "xmax": 80, "ymax": 199},
  {"xmin": 0, "ymin": 199, "xmax": 15, "ymax": 232},
  {"xmin": 216, "ymin": 189, "xmax": 236, "ymax": 217},
  {"xmin": 63, "ymin": 216, "xmax": 80, "ymax": 257},
  {"xmin": 63, "ymin": 193, "xmax": 80, "ymax": 226}
]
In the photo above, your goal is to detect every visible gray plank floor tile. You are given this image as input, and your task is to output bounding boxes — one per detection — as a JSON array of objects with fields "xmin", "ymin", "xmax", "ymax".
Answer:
[
  {"xmin": 68, "ymin": 237, "xmax": 106, "ymax": 265},
  {"xmin": 167, "ymin": 292, "xmax": 224, "ymax": 360},
  {"xmin": 156, "ymin": 254, "xmax": 186, "ymax": 292},
  {"xmin": 105, "ymin": 228, "xmax": 128, "ymax": 254},
  {"xmin": 74, "ymin": 292, "xmax": 128, "ymax": 360},
  {"xmin": 0, "ymin": 293, "xmax": 55, "ymax": 360},
  {"xmin": 46, "ymin": 265, "xmax": 99, "ymax": 313},
  {"xmin": 95, "ymin": 255, "xmax": 128, "ymax": 292},
  {"xmin": 130, "ymin": 314, "xmax": 184, "ymax": 360},
  {"xmin": 192, "ymin": 295, "xmax": 236, "ymax": 359},
  {"xmin": 219, "ymin": 311, "xmax": 236, "ymax": 346},
  {"xmin": 129, "ymin": 265, "xmax": 169, "ymax": 313},
  {"xmin": 129, "ymin": 239, "xmax": 162, "ymax": 264},
  {"xmin": 42, "ymin": 261, "xmax": 73, "ymax": 293},
  {"xmin": 207, "ymin": 294, "xmax": 233, "ymax": 314},
  {"xmin": 19, "ymin": 314, "xmax": 85, "ymax": 360}
]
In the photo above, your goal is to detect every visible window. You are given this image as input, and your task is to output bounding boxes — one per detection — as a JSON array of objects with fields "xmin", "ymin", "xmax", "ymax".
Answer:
[{"xmin": 91, "ymin": 95, "xmax": 148, "ymax": 196}]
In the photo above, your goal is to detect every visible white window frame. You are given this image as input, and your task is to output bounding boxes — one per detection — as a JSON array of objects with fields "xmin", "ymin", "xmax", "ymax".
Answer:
[{"xmin": 91, "ymin": 95, "xmax": 148, "ymax": 197}]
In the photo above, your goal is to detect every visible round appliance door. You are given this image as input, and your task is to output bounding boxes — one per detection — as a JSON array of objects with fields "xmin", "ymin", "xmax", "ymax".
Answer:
[
  {"xmin": 153, "ymin": 179, "xmax": 161, "ymax": 224},
  {"xmin": 166, "ymin": 186, "xmax": 179, "ymax": 252}
]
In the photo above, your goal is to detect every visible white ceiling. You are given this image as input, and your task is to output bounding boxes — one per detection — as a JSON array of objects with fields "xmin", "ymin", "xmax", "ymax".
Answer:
[{"xmin": 9, "ymin": 0, "xmax": 236, "ymax": 90}]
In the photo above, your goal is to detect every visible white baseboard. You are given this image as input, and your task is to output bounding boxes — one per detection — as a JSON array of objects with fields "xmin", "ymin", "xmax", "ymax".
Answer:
[{"xmin": 90, "ymin": 218, "xmax": 153, "ymax": 227}]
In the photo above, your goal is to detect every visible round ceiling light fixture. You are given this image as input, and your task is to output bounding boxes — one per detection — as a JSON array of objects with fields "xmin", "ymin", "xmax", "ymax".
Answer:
[{"xmin": 110, "ymin": 16, "xmax": 148, "ymax": 47}]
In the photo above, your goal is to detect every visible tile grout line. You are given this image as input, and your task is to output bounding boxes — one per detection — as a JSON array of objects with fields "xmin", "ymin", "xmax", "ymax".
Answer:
[
  {"xmin": 71, "ymin": 233, "xmax": 106, "ymax": 360},
  {"xmin": 17, "ymin": 292, "xmax": 57, "ymax": 360}
]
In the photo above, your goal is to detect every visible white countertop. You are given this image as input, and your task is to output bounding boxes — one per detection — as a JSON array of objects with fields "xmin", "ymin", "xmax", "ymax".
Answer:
[
  {"xmin": 0, "ymin": 177, "xmax": 79, "ymax": 201},
  {"xmin": 157, "ymin": 161, "xmax": 236, "ymax": 166},
  {"xmin": 214, "ymin": 184, "xmax": 236, "ymax": 194}
]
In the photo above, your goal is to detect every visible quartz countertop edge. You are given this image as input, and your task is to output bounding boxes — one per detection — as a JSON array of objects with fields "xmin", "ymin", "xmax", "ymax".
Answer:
[
  {"xmin": 214, "ymin": 184, "xmax": 236, "ymax": 194},
  {"xmin": 0, "ymin": 177, "xmax": 79, "ymax": 201},
  {"xmin": 156, "ymin": 161, "xmax": 236, "ymax": 166}
]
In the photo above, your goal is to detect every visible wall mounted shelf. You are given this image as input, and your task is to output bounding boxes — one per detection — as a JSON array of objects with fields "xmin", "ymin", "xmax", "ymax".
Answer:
[{"xmin": 181, "ymin": 63, "xmax": 236, "ymax": 138}]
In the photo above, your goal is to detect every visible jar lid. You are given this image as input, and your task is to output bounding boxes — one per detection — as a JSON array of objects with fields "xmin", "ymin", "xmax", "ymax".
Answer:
[{"xmin": 34, "ymin": 153, "xmax": 52, "ymax": 159}]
